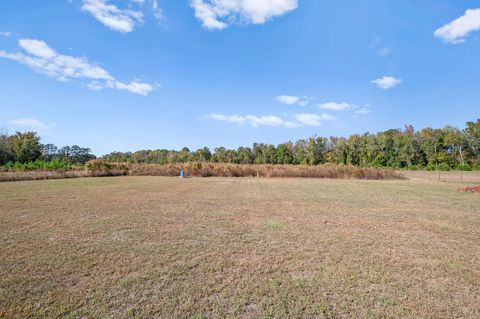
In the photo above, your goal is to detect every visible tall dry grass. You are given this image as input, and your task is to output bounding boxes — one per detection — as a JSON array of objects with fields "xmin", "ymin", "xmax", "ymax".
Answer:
[
  {"xmin": 129, "ymin": 162, "xmax": 404, "ymax": 179},
  {"xmin": 0, "ymin": 170, "xmax": 128, "ymax": 183},
  {"xmin": 0, "ymin": 162, "xmax": 404, "ymax": 182}
]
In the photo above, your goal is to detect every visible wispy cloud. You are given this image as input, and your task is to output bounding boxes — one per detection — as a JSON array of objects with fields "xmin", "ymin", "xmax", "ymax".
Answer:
[
  {"xmin": 377, "ymin": 46, "xmax": 393, "ymax": 57},
  {"xmin": 369, "ymin": 36, "xmax": 393, "ymax": 57},
  {"xmin": 208, "ymin": 114, "xmax": 283, "ymax": 127},
  {"xmin": 275, "ymin": 95, "xmax": 309, "ymax": 106},
  {"xmin": 208, "ymin": 112, "xmax": 336, "ymax": 128},
  {"xmin": 10, "ymin": 118, "xmax": 50, "ymax": 131},
  {"xmin": 319, "ymin": 102, "xmax": 352, "ymax": 111},
  {"xmin": 0, "ymin": 31, "xmax": 12, "ymax": 37},
  {"xmin": 0, "ymin": 39, "xmax": 156, "ymax": 95},
  {"xmin": 434, "ymin": 8, "xmax": 480, "ymax": 44},
  {"xmin": 354, "ymin": 107, "xmax": 371, "ymax": 115},
  {"xmin": 371, "ymin": 76, "xmax": 402, "ymax": 90},
  {"xmin": 81, "ymin": 0, "xmax": 144, "ymax": 33},
  {"xmin": 152, "ymin": 0, "xmax": 164, "ymax": 22},
  {"xmin": 191, "ymin": 0, "xmax": 298, "ymax": 30},
  {"xmin": 131, "ymin": 0, "xmax": 164, "ymax": 22},
  {"xmin": 294, "ymin": 113, "xmax": 335, "ymax": 127}
]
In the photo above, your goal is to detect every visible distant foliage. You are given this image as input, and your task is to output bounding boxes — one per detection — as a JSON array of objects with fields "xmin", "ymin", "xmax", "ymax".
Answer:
[
  {"xmin": 0, "ymin": 159, "xmax": 72, "ymax": 172},
  {"xmin": 102, "ymin": 120, "xmax": 480, "ymax": 170},
  {"xmin": 0, "ymin": 130, "xmax": 95, "ymax": 169},
  {"xmin": 1, "ymin": 119, "xmax": 480, "ymax": 171}
]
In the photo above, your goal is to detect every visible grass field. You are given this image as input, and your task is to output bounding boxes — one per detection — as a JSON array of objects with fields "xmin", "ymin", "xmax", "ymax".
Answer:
[{"xmin": 1, "ymin": 175, "xmax": 479, "ymax": 318}]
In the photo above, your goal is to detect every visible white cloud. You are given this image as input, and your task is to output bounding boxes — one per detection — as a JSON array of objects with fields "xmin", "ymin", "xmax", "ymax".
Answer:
[
  {"xmin": 319, "ymin": 102, "xmax": 352, "ymax": 111},
  {"xmin": 0, "ymin": 31, "xmax": 12, "ymax": 37},
  {"xmin": 18, "ymin": 39, "xmax": 56, "ymax": 59},
  {"xmin": 371, "ymin": 76, "xmax": 402, "ymax": 90},
  {"xmin": 294, "ymin": 113, "xmax": 335, "ymax": 127},
  {"xmin": 152, "ymin": 0, "xmax": 163, "ymax": 21},
  {"xmin": 208, "ymin": 113, "xmax": 283, "ymax": 127},
  {"xmin": 283, "ymin": 121, "xmax": 301, "ymax": 128},
  {"xmin": 0, "ymin": 39, "xmax": 155, "ymax": 95},
  {"xmin": 246, "ymin": 115, "xmax": 283, "ymax": 127},
  {"xmin": 10, "ymin": 118, "xmax": 50, "ymax": 130},
  {"xmin": 434, "ymin": 8, "xmax": 480, "ymax": 44},
  {"xmin": 191, "ymin": 0, "xmax": 298, "ymax": 30},
  {"xmin": 81, "ymin": 0, "xmax": 144, "ymax": 33},
  {"xmin": 354, "ymin": 107, "xmax": 371, "ymax": 115},
  {"xmin": 275, "ymin": 95, "xmax": 300, "ymax": 105},
  {"xmin": 274, "ymin": 95, "xmax": 309, "ymax": 106},
  {"xmin": 208, "ymin": 111, "xmax": 337, "ymax": 128}
]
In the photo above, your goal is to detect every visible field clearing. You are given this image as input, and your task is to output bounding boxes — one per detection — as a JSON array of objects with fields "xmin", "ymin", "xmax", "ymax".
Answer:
[{"xmin": 1, "ymin": 176, "xmax": 479, "ymax": 318}]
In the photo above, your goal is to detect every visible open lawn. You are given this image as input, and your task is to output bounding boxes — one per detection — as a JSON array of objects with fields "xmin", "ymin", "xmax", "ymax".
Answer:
[{"xmin": 1, "ymin": 176, "xmax": 479, "ymax": 318}]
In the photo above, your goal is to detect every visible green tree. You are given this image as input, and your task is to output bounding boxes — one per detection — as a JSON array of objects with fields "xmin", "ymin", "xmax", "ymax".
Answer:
[
  {"xmin": 192, "ymin": 147, "xmax": 211, "ymax": 162},
  {"xmin": 8, "ymin": 131, "xmax": 41, "ymax": 163},
  {"xmin": 465, "ymin": 119, "xmax": 480, "ymax": 167},
  {"xmin": 0, "ymin": 130, "xmax": 12, "ymax": 165}
]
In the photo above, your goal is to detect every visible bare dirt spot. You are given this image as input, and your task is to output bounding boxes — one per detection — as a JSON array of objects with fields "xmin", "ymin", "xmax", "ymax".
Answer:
[{"xmin": 461, "ymin": 185, "xmax": 480, "ymax": 193}]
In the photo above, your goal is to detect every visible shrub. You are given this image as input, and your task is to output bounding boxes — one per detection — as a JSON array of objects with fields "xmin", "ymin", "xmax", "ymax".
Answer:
[
  {"xmin": 0, "ymin": 160, "xmax": 72, "ymax": 172},
  {"xmin": 456, "ymin": 164, "xmax": 472, "ymax": 171},
  {"xmin": 85, "ymin": 159, "xmax": 112, "ymax": 171},
  {"xmin": 438, "ymin": 163, "xmax": 451, "ymax": 171}
]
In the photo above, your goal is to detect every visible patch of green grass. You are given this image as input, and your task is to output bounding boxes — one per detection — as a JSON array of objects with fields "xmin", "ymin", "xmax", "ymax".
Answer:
[
  {"xmin": 267, "ymin": 220, "xmax": 286, "ymax": 231},
  {"xmin": 13, "ymin": 196, "xmax": 26, "ymax": 203}
]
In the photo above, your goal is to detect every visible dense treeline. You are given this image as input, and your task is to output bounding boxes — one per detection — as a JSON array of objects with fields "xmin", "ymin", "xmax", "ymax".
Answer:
[
  {"xmin": 0, "ymin": 131, "xmax": 95, "ymax": 168},
  {"xmin": 1, "ymin": 119, "xmax": 479, "ymax": 171},
  {"xmin": 103, "ymin": 120, "xmax": 480, "ymax": 171}
]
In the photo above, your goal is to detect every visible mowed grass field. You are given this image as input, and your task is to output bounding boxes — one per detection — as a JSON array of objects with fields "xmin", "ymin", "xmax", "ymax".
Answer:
[{"xmin": 1, "ymin": 175, "xmax": 480, "ymax": 318}]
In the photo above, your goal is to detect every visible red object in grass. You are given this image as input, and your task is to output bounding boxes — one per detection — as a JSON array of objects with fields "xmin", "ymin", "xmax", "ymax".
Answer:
[{"xmin": 461, "ymin": 186, "xmax": 480, "ymax": 193}]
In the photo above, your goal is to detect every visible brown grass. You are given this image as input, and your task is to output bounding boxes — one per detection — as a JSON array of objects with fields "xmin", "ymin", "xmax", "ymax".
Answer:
[
  {"xmin": 130, "ymin": 163, "xmax": 404, "ymax": 180},
  {"xmin": 0, "ymin": 169, "xmax": 128, "ymax": 182},
  {"xmin": 1, "ymin": 177, "xmax": 479, "ymax": 318},
  {"xmin": 402, "ymin": 170, "xmax": 480, "ymax": 183},
  {"xmin": 0, "ymin": 163, "xmax": 404, "ymax": 182}
]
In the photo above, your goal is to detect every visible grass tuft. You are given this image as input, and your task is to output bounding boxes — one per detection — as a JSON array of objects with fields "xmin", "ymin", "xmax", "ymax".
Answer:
[{"xmin": 267, "ymin": 221, "xmax": 286, "ymax": 231}]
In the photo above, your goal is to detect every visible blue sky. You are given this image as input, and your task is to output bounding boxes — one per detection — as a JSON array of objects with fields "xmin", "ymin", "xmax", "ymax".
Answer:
[{"xmin": 1, "ymin": 0, "xmax": 479, "ymax": 155}]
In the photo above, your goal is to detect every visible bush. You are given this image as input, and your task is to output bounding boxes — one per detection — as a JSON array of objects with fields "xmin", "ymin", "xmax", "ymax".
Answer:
[
  {"xmin": 85, "ymin": 159, "xmax": 112, "ymax": 171},
  {"xmin": 437, "ymin": 163, "xmax": 451, "ymax": 171},
  {"xmin": 0, "ymin": 160, "xmax": 71, "ymax": 172},
  {"xmin": 456, "ymin": 164, "xmax": 472, "ymax": 171}
]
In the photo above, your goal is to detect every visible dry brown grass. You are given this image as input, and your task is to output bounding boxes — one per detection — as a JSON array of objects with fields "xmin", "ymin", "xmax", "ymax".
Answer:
[
  {"xmin": 0, "ymin": 163, "xmax": 404, "ymax": 182},
  {"xmin": 1, "ymin": 177, "xmax": 479, "ymax": 318},
  {"xmin": 402, "ymin": 170, "xmax": 480, "ymax": 183},
  {"xmin": 130, "ymin": 163, "xmax": 404, "ymax": 180},
  {"xmin": 0, "ymin": 170, "xmax": 128, "ymax": 182}
]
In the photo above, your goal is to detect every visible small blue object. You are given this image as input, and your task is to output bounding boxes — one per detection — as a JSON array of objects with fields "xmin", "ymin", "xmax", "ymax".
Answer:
[{"xmin": 180, "ymin": 169, "xmax": 185, "ymax": 178}]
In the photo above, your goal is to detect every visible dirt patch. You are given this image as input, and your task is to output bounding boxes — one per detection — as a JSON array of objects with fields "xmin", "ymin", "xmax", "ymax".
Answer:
[{"xmin": 461, "ymin": 185, "xmax": 480, "ymax": 193}]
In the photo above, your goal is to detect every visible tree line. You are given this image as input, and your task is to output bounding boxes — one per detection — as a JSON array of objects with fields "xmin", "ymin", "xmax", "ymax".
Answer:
[
  {"xmin": 0, "ymin": 131, "xmax": 95, "ymax": 166},
  {"xmin": 103, "ymin": 120, "xmax": 480, "ymax": 171},
  {"xmin": 1, "ymin": 119, "xmax": 479, "ymax": 170}
]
